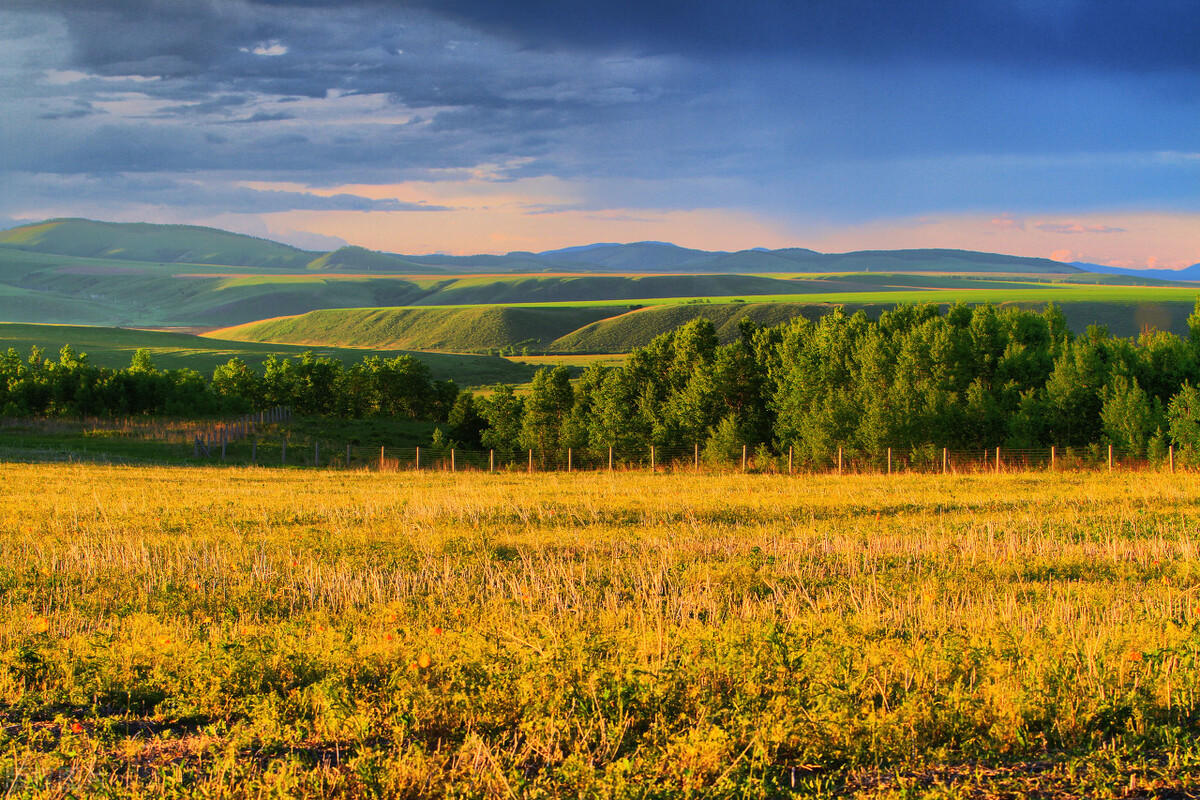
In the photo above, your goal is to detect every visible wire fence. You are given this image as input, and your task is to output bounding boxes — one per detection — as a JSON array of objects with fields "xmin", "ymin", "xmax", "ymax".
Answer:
[
  {"xmin": 192, "ymin": 439, "xmax": 1188, "ymax": 475},
  {"xmin": 0, "ymin": 409, "xmax": 1190, "ymax": 474}
]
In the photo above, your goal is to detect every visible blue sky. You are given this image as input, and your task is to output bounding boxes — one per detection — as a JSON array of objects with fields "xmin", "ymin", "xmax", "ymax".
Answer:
[{"xmin": 2, "ymin": 0, "xmax": 1199, "ymax": 266}]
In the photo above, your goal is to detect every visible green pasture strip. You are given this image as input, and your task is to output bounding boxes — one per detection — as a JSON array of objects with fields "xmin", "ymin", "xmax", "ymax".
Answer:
[
  {"xmin": 263, "ymin": 283, "xmax": 1200, "ymax": 312},
  {"xmin": 505, "ymin": 354, "xmax": 626, "ymax": 369},
  {"xmin": 0, "ymin": 323, "xmax": 534, "ymax": 387}
]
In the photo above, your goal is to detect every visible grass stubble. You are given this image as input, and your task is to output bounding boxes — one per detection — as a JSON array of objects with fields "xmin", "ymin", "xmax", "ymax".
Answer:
[{"xmin": 3, "ymin": 464, "xmax": 1200, "ymax": 797}]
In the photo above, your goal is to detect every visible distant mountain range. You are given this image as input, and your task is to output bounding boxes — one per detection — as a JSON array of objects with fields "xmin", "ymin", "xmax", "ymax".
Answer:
[
  {"xmin": 1071, "ymin": 261, "xmax": 1200, "ymax": 282},
  {"xmin": 0, "ymin": 217, "xmax": 1086, "ymax": 275}
]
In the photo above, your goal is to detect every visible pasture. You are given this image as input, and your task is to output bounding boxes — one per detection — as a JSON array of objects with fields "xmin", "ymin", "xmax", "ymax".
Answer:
[{"xmin": 3, "ymin": 465, "xmax": 1200, "ymax": 797}]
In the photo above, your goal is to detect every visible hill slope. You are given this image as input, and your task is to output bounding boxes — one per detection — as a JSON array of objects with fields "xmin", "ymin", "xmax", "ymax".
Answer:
[
  {"xmin": 0, "ymin": 218, "xmax": 316, "ymax": 269},
  {"xmin": 209, "ymin": 306, "xmax": 619, "ymax": 352},
  {"xmin": 305, "ymin": 246, "xmax": 445, "ymax": 273}
]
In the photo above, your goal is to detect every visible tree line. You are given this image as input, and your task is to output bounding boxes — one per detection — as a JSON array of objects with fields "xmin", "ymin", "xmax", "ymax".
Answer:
[
  {"xmin": 9, "ymin": 302, "xmax": 1200, "ymax": 465},
  {"xmin": 448, "ymin": 302, "xmax": 1200, "ymax": 465},
  {"xmin": 0, "ymin": 347, "xmax": 455, "ymax": 421}
]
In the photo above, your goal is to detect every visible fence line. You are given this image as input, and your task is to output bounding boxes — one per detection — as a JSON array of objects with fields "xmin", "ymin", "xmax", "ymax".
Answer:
[
  {"xmin": 191, "ymin": 406, "xmax": 291, "ymax": 460},
  {"xmin": 186, "ymin": 437, "xmax": 1187, "ymax": 475}
]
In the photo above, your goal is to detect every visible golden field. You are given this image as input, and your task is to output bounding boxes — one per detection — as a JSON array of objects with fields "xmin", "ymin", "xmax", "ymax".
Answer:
[{"xmin": 3, "ymin": 464, "xmax": 1200, "ymax": 797}]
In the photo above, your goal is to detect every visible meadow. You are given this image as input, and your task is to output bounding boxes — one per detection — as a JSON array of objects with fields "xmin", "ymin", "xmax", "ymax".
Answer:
[{"xmin": 4, "ymin": 464, "xmax": 1200, "ymax": 797}]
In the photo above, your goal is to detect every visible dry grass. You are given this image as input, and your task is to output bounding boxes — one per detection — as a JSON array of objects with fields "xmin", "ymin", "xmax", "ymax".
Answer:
[{"xmin": 4, "ymin": 465, "xmax": 1200, "ymax": 797}]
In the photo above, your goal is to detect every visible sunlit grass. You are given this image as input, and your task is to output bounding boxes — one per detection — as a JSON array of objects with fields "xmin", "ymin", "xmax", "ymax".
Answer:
[{"xmin": 4, "ymin": 465, "xmax": 1200, "ymax": 796}]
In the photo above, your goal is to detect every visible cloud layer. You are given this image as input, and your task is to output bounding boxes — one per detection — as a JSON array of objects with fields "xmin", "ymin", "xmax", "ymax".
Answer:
[{"xmin": 3, "ymin": 0, "xmax": 1199, "ymax": 263}]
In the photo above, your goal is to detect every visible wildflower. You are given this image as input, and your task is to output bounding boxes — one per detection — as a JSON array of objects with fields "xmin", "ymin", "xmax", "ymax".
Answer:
[
  {"xmin": 417, "ymin": 652, "xmax": 432, "ymax": 669},
  {"xmin": 1127, "ymin": 651, "xmax": 1143, "ymax": 662},
  {"xmin": 29, "ymin": 616, "xmax": 49, "ymax": 634},
  {"xmin": 430, "ymin": 626, "xmax": 443, "ymax": 636},
  {"xmin": 70, "ymin": 722, "xmax": 84, "ymax": 734}
]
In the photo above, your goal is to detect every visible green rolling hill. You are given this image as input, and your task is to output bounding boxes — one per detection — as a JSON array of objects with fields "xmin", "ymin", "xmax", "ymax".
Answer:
[
  {"xmin": 0, "ymin": 218, "xmax": 316, "ymax": 269},
  {"xmin": 209, "ymin": 306, "xmax": 619, "ymax": 352},
  {"xmin": 2, "ymin": 218, "xmax": 1196, "ymax": 359},
  {"xmin": 304, "ymin": 245, "xmax": 444, "ymax": 273}
]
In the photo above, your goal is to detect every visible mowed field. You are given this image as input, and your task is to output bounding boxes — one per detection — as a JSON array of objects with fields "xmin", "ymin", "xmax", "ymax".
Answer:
[{"xmin": 4, "ymin": 465, "xmax": 1200, "ymax": 797}]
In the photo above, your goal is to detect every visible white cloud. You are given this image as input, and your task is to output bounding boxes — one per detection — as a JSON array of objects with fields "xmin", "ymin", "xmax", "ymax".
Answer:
[{"xmin": 244, "ymin": 41, "xmax": 288, "ymax": 57}]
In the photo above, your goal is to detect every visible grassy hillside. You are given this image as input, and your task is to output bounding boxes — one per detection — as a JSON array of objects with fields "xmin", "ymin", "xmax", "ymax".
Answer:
[
  {"xmin": 210, "ymin": 306, "xmax": 619, "ymax": 352},
  {"xmin": 402, "ymin": 274, "xmax": 824, "ymax": 305},
  {"xmin": 1, "ymin": 220, "xmax": 1195, "ymax": 344},
  {"xmin": 0, "ymin": 323, "xmax": 535, "ymax": 387},
  {"xmin": 0, "ymin": 218, "xmax": 315, "ymax": 268},
  {"xmin": 548, "ymin": 302, "xmax": 831, "ymax": 351},
  {"xmin": 304, "ymin": 245, "xmax": 444, "ymax": 273},
  {"xmin": 552, "ymin": 298, "xmax": 1200, "ymax": 353}
]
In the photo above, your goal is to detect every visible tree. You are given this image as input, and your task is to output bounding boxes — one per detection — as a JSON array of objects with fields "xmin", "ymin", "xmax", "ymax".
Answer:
[
  {"xmin": 447, "ymin": 391, "xmax": 485, "ymax": 449},
  {"xmin": 212, "ymin": 358, "xmax": 264, "ymax": 405},
  {"xmin": 1099, "ymin": 374, "xmax": 1160, "ymax": 457},
  {"xmin": 519, "ymin": 366, "xmax": 573, "ymax": 464},
  {"xmin": 1168, "ymin": 382, "xmax": 1200, "ymax": 464},
  {"xmin": 479, "ymin": 385, "xmax": 524, "ymax": 460}
]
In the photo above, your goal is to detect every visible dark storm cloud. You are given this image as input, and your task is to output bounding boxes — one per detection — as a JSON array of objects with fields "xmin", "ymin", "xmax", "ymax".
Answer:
[
  {"xmin": 0, "ymin": 173, "xmax": 451, "ymax": 216},
  {"xmin": 6, "ymin": 0, "xmax": 1200, "ymax": 230},
  {"xmin": 25, "ymin": 0, "xmax": 1200, "ymax": 80},
  {"xmin": 407, "ymin": 0, "xmax": 1200, "ymax": 74}
]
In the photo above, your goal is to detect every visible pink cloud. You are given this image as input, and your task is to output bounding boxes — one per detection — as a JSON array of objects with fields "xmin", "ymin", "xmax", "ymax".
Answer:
[
  {"xmin": 1034, "ymin": 222, "xmax": 1126, "ymax": 234},
  {"xmin": 987, "ymin": 215, "xmax": 1025, "ymax": 231}
]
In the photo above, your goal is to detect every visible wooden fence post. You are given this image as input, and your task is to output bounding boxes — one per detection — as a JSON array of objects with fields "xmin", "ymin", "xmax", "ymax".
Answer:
[
  {"xmin": 415, "ymin": 446, "xmax": 421, "ymax": 471},
  {"xmin": 651, "ymin": 445, "xmax": 656, "ymax": 473},
  {"xmin": 380, "ymin": 445, "xmax": 385, "ymax": 471},
  {"xmin": 887, "ymin": 447, "xmax": 892, "ymax": 475},
  {"xmin": 451, "ymin": 448, "xmax": 456, "ymax": 473},
  {"xmin": 1170, "ymin": 444, "xmax": 1175, "ymax": 473},
  {"xmin": 996, "ymin": 447, "xmax": 1001, "ymax": 473},
  {"xmin": 608, "ymin": 446, "xmax": 613, "ymax": 472},
  {"xmin": 742, "ymin": 444, "xmax": 747, "ymax": 473},
  {"xmin": 695, "ymin": 442, "xmax": 700, "ymax": 471},
  {"xmin": 567, "ymin": 448, "xmax": 572, "ymax": 473},
  {"xmin": 942, "ymin": 447, "xmax": 948, "ymax": 474},
  {"xmin": 1050, "ymin": 445, "xmax": 1056, "ymax": 470},
  {"xmin": 838, "ymin": 446, "xmax": 843, "ymax": 475},
  {"xmin": 489, "ymin": 449, "xmax": 495, "ymax": 473},
  {"xmin": 529, "ymin": 449, "xmax": 533, "ymax": 473},
  {"xmin": 1108, "ymin": 444, "xmax": 1114, "ymax": 471},
  {"xmin": 788, "ymin": 445, "xmax": 793, "ymax": 475}
]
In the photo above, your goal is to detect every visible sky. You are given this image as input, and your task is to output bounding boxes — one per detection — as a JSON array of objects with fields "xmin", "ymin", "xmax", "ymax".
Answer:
[{"xmin": 2, "ymin": 0, "xmax": 1199, "ymax": 267}]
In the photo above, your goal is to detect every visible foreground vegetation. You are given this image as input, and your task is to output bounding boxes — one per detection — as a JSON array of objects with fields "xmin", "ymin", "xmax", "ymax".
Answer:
[{"xmin": 4, "ymin": 465, "xmax": 1200, "ymax": 797}]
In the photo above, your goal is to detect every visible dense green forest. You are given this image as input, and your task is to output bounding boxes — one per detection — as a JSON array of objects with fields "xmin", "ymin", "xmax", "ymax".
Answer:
[
  {"xmin": 0, "ymin": 346, "xmax": 456, "ymax": 421},
  {"xmin": 463, "ymin": 301, "xmax": 1200, "ymax": 464},
  {"xmin": 7, "ymin": 301, "xmax": 1200, "ymax": 464}
]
